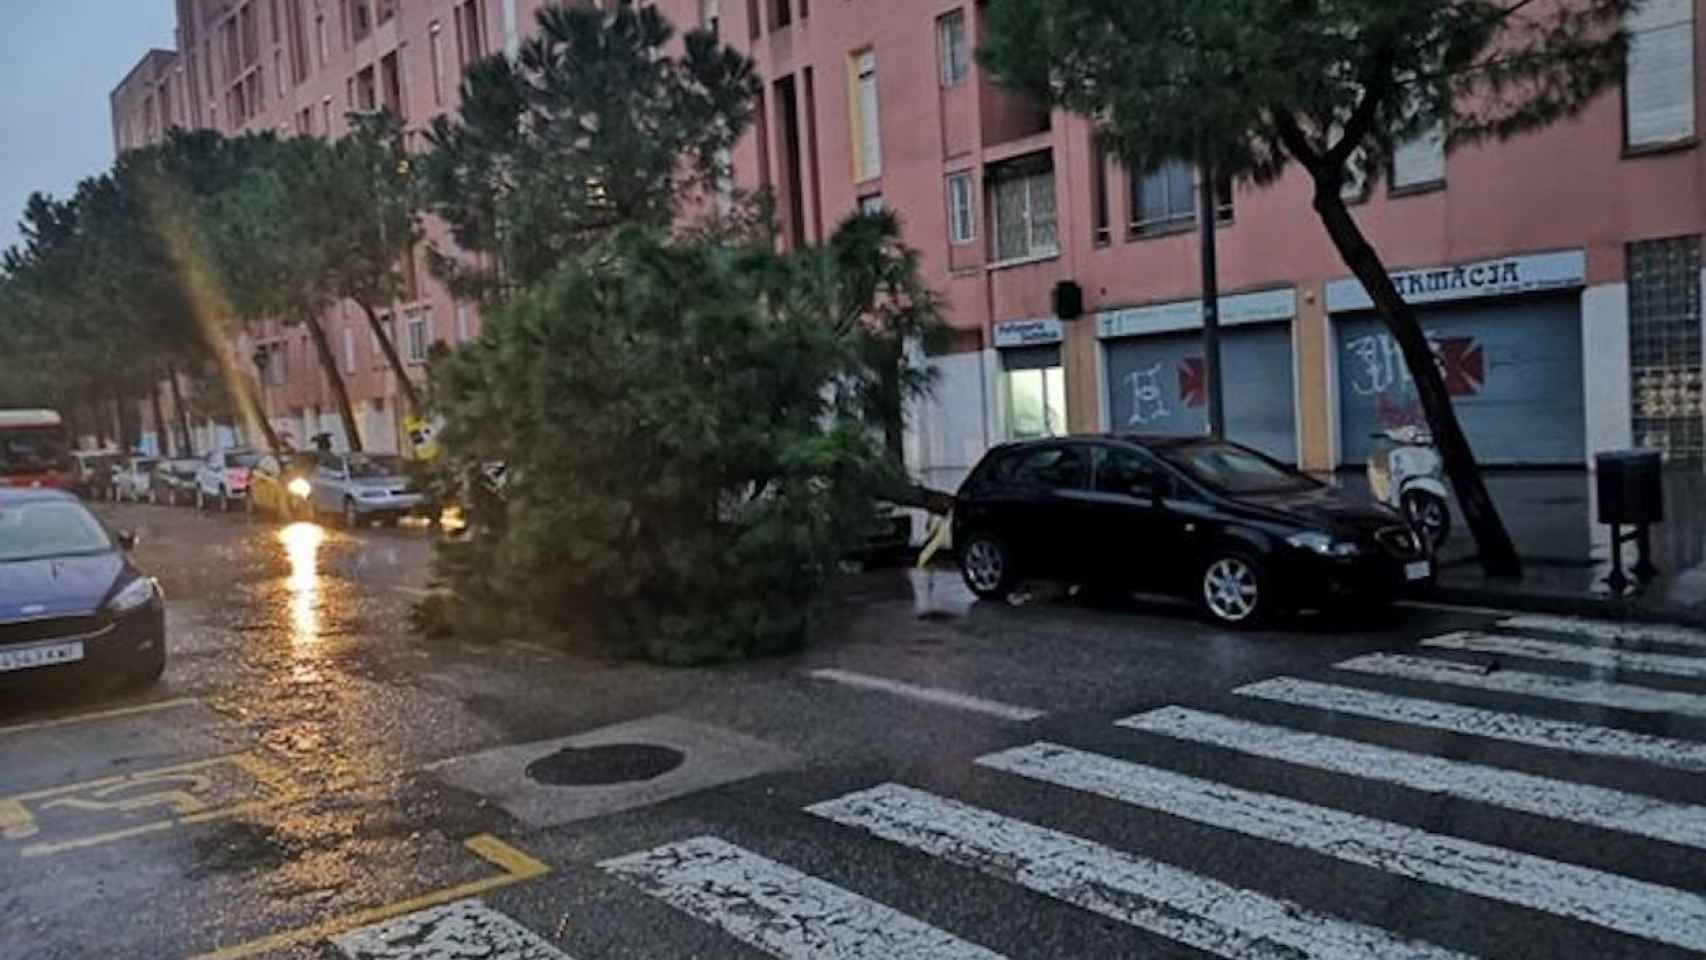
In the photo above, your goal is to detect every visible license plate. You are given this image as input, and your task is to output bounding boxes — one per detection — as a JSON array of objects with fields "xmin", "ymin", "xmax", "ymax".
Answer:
[
  {"xmin": 0, "ymin": 641, "xmax": 86, "ymax": 673},
  {"xmin": 1405, "ymin": 560, "xmax": 1433, "ymax": 581}
]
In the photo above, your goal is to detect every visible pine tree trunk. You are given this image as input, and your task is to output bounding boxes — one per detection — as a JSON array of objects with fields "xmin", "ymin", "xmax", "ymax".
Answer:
[
  {"xmin": 302, "ymin": 313, "xmax": 364, "ymax": 453},
  {"xmin": 358, "ymin": 300, "xmax": 421, "ymax": 414},
  {"xmin": 1310, "ymin": 185, "xmax": 1522, "ymax": 578},
  {"xmin": 150, "ymin": 379, "xmax": 171, "ymax": 457},
  {"xmin": 243, "ymin": 375, "xmax": 285, "ymax": 452},
  {"xmin": 167, "ymin": 363, "xmax": 196, "ymax": 457}
]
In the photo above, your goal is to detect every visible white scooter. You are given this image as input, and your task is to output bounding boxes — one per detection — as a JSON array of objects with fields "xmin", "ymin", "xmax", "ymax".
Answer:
[{"xmin": 1367, "ymin": 426, "xmax": 1451, "ymax": 550}]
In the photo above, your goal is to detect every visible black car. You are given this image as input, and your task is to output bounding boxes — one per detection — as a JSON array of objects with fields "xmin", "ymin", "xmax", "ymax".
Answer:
[
  {"xmin": 952, "ymin": 436, "xmax": 1433, "ymax": 626},
  {"xmin": 0, "ymin": 489, "xmax": 165, "ymax": 688}
]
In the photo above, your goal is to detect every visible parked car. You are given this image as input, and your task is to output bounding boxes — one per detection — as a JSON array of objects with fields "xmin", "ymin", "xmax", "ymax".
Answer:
[
  {"xmin": 69, "ymin": 449, "xmax": 121, "ymax": 499},
  {"xmin": 247, "ymin": 451, "xmax": 319, "ymax": 521},
  {"xmin": 0, "ymin": 488, "xmax": 165, "ymax": 688},
  {"xmin": 309, "ymin": 453, "xmax": 425, "ymax": 527},
  {"xmin": 194, "ymin": 448, "xmax": 260, "ymax": 512},
  {"xmin": 109, "ymin": 455, "xmax": 160, "ymax": 503},
  {"xmin": 952, "ymin": 436, "xmax": 1433, "ymax": 627},
  {"xmin": 151, "ymin": 458, "xmax": 202, "ymax": 506}
]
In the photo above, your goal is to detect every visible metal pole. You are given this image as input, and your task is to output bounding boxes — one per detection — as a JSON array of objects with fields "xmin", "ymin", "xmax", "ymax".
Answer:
[{"xmin": 1198, "ymin": 151, "xmax": 1225, "ymax": 439}]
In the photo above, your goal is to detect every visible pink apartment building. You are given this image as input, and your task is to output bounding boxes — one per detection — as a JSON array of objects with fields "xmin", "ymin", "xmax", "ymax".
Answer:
[{"xmin": 112, "ymin": 0, "xmax": 1706, "ymax": 484}]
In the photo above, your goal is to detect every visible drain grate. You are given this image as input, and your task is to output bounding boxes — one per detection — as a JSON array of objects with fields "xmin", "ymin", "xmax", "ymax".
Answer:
[{"xmin": 524, "ymin": 743, "xmax": 685, "ymax": 786}]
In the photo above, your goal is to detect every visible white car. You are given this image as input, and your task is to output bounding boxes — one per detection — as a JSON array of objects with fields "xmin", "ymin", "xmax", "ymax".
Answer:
[
  {"xmin": 109, "ymin": 455, "xmax": 160, "ymax": 502},
  {"xmin": 194, "ymin": 447, "xmax": 260, "ymax": 512},
  {"xmin": 309, "ymin": 453, "xmax": 426, "ymax": 527}
]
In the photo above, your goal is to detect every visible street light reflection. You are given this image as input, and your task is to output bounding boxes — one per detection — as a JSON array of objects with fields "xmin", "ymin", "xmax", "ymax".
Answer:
[{"xmin": 280, "ymin": 522, "xmax": 325, "ymax": 645}]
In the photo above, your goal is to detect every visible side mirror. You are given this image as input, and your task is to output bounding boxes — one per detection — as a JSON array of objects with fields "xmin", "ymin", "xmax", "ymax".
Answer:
[{"xmin": 116, "ymin": 530, "xmax": 139, "ymax": 551}]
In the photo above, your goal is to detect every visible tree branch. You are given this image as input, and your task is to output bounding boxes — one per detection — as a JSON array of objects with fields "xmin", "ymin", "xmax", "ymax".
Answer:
[
  {"xmin": 1324, "ymin": 47, "xmax": 1394, "ymax": 169},
  {"xmin": 1270, "ymin": 108, "xmax": 1323, "ymax": 174}
]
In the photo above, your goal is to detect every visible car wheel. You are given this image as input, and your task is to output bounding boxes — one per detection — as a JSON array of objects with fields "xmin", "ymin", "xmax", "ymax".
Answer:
[
  {"xmin": 343, "ymin": 498, "xmax": 359, "ymax": 529},
  {"xmin": 1199, "ymin": 549, "xmax": 1269, "ymax": 628},
  {"xmin": 958, "ymin": 533, "xmax": 1015, "ymax": 600},
  {"xmin": 127, "ymin": 645, "xmax": 166, "ymax": 689},
  {"xmin": 1401, "ymin": 490, "xmax": 1451, "ymax": 550},
  {"xmin": 195, "ymin": 487, "xmax": 205, "ymax": 510}
]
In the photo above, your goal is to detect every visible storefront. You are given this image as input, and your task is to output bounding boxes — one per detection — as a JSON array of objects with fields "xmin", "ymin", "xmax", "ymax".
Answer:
[
  {"xmin": 1096, "ymin": 289, "xmax": 1299, "ymax": 462},
  {"xmin": 1327, "ymin": 250, "xmax": 1587, "ymax": 467},
  {"xmin": 994, "ymin": 318, "xmax": 1068, "ymax": 439}
]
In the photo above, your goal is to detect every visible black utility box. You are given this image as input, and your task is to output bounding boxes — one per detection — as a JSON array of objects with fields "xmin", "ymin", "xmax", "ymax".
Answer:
[{"xmin": 1595, "ymin": 449, "xmax": 1664, "ymax": 525}]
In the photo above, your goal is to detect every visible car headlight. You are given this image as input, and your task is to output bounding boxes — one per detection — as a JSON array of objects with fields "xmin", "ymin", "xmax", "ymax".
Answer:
[
  {"xmin": 288, "ymin": 477, "xmax": 312, "ymax": 498},
  {"xmin": 1286, "ymin": 532, "xmax": 1362, "ymax": 558},
  {"xmin": 108, "ymin": 577, "xmax": 160, "ymax": 614}
]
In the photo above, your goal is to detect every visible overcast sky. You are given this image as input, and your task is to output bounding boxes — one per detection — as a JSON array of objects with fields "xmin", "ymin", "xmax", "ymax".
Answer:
[{"xmin": 0, "ymin": 1, "xmax": 177, "ymax": 254}]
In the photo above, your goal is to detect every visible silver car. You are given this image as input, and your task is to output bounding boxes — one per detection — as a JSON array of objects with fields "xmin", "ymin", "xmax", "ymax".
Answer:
[{"xmin": 309, "ymin": 453, "xmax": 424, "ymax": 527}]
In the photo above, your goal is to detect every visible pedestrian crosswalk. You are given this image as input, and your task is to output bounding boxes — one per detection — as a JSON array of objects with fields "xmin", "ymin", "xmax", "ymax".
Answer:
[{"xmin": 342, "ymin": 613, "xmax": 1706, "ymax": 959}]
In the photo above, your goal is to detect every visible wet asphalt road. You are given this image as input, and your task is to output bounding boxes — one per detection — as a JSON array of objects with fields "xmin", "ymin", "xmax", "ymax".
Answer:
[{"xmin": 3, "ymin": 502, "xmax": 1705, "ymax": 959}]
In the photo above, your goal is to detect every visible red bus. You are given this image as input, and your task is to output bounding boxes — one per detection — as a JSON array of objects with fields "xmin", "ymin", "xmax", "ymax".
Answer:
[{"xmin": 0, "ymin": 409, "xmax": 75, "ymax": 489}]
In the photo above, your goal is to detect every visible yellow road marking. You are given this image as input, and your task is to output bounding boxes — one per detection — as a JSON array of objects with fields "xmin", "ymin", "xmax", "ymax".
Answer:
[
  {"xmin": 0, "ymin": 697, "xmax": 200, "ymax": 737},
  {"xmin": 185, "ymin": 834, "xmax": 551, "ymax": 960}
]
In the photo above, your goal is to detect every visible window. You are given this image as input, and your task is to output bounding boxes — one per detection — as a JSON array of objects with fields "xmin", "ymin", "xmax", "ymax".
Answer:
[
  {"xmin": 938, "ymin": 10, "xmax": 969, "ymax": 87},
  {"xmin": 1391, "ymin": 123, "xmax": 1445, "ymax": 190},
  {"xmin": 406, "ymin": 312, "xmax": 428, "ymax": 363},
  {"xmin": 429, "ymin": 21, "xmax": 444, "ymax": 106},
  {"xmin": 1628, "ymin": 235, "xmax": 1703, "ymax": 466},
  {"xmin": 316, "ymin": 14, "xmax": 327, "ymax": 66},
  {"xmin": 321, "ymin": 95, "xmax": 333, "ymax": 135},
  {"xmin": 1132, "ymin": 159, "xmax": 1194, "ymax": 234},
  {"xmin": 352, "ymin": 0, "xmax": 372, "ymax": 42},
  {"xmin": 455, "ymin": 1, "xmax": 485, "ymax": 68},
  {"xmin": 1625, "ymin": 0, "xmax": 1696, "ymax": 148},
  {"xmin": 946, "ymin": 171, "xmax": 975, "ymax": 245},
  {"xmin": 1091, "ymin": 140, "xmax": 1111, "ymax": 245},
  {"xmin": 342, "ymin": 327, "xmax": 356, "ymax": 374},
  {"xmin": 988, "ymin": 155, "xmax": 1059, "ymax": 263},
  {"xmin": 858, "ymin": 193, "xmax": 884, "ymax": 215},
  {"xmin": 1011, "ymin": 444, "xmax": 1087, "ymax": 489},
  {"xmin": 851, "ymin": 51, "xmax": 882, "ymax": 181},
  {"xmin": 1002, "ymin": 345, "xmax": 1066, "ymax": 439},
  {"xmin": 455, "ymin": 303, "xmax": 471, "ymax": 342},
  {"xmin": 700, "ymin": 0, "xmax": 720, "ymax": 36},
  {"xmin": 1092, "ymin": 445, "xmax": 1170, "ymax": 497}
]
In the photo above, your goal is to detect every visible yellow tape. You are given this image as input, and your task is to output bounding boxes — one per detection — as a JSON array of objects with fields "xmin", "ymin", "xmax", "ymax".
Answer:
[{"xmin": 917, "ymin": 511, "xmax": 953, "ymax": 569}]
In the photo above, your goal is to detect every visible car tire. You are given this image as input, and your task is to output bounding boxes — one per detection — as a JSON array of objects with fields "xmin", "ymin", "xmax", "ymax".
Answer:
[
  {"xmin": 1401, "ymin": 490, "xmax": 1451, "ymax": 550},
  {"xmin": 1198, "ymin": 547, "xmax": 1270, "ymax": 628},
  {"xmin": 342, "ymin": 498, "xmax": 359, "ymax": 529},
  {"xmin": 958, "ymin": 532, "xmax": 1016, "ymax": 600},
  {"xmin": 195, "ymin": 487, "xmax": 205, "ymax": 510},
  {"xmin": 127, "ymin": 645, "xmax": 167, "ymax": 689}
]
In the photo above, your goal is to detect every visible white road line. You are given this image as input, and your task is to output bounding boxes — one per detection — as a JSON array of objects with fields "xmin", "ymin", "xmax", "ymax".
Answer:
[
  {"xmin": 1122, "ymin": 706, "xmax": 1706, "ymax": 851},
  {"xmin": 333, "ymin": 898, "xmax": 573, "ymax": 960},
  {"xmin": 1498, "ymin": 614, "xmax": 1706, "ymax": 650},
  {"xmin": 808, "ymin": 668, "xmax": 1045, "ymax": 722},
  {"xmin": 980, "ymin": 742, "xmax": 1706, "ymax": 952},
  {"xmin": 1338, "ymin": 652, "xmax": 1706, "ymax": 720},
  {"xmin": 1424, "ymin": 631, "xmax": 1706, "ymax": 679},
  {"xmin": 599, "ymin": 835, "xmax": 1007, "ymax": 960},
  {"xmin": 808, "ymin": 783, "xmax": 1477, "ymax": 960},
  {"xmin": 1238, "ymin": 676, "xmax": 1706, "ymax": 772}
]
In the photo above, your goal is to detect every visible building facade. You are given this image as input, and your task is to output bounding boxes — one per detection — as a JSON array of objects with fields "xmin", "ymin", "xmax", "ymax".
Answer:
[{"xmin": 114, "ymin": 0, "xmax": 1706, "ymax": 482}]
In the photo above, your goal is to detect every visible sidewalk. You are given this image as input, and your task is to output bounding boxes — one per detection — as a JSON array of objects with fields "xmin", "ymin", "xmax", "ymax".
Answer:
[{"xmin": 1336, "ymin": 469, "xmax": 1706, "ymax": 626}]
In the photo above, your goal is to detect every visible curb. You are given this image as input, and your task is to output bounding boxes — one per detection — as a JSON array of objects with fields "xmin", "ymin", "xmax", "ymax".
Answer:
[{"xmin": 1430, "ymin": 583, "xmax": 1706, "ymax": 629}]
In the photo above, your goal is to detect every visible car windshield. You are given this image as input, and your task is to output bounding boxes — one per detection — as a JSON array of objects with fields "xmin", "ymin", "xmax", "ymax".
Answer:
[
  {"xmin": 0, "ymin": 500, "xmax": 113, "ymax": 561},
  {"xmin": 0, "ymin": 428, "xmax": 69, "ymax": 474},
  {"xmin": 226, "ymin": 451, "xmax": 261, "ymax": 468},
  {"xmin": 1155, "ymin": 442, "xmax": 1317, "ymax": 496},
  {"xmin": 347, "ymin": 456, "xmax": 401, "ymax": 479}
]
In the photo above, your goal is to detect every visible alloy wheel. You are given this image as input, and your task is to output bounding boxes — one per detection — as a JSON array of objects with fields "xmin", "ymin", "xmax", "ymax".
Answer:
[
  {"xmin": 963, "ymin": 539, "xmax": 1005, "ymax": 594},
  {"xmin": 1203, "ymin": 557, "xmax": 1260, "ymax": 623}
]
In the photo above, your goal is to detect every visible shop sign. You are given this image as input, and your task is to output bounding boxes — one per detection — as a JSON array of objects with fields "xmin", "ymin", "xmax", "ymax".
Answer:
[
  {"xmin": 1325, "ymin": 249, "xmax": 1586, "ymax": 313},
  {"xmin": 1096, "ymin": 288, "xmax": 1295, "ymax": 340},
  {"xmin": 993, "ymin": 317, "xmax": 1064, "ymax": 348}
]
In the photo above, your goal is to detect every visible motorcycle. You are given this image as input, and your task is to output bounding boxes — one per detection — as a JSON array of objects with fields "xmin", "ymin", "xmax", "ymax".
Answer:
[{"xmin": 1367, "ymin": 426, "xmax": 1451, "ymax": 550}]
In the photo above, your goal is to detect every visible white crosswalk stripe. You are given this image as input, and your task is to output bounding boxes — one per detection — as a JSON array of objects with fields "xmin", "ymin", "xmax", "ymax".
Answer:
[
  {"xmin": 1122, "ymin": 705, "xmax": 1706, "ymax": 850},
  {"xmin": 1498, "ymin": 614, "xmax": 1706, "ymax": 650},
  {"xmin": 1424, "ymin": 630, "xmax": 1706, "ymax": 679},
  {"xmin": 1237, "ymin": 675, "xmax": 1706, "ymax": 771},
  {"xmin": 333, "ymin": 898, "xmax": 574, "ymax": 960},
  {"xmin": 599, "ymin": 835, "xmax": 1008, "ymax": 959},
  {"xmin": 979, "ymin": 741, "xmax": 1706, "ymax": 952},
  {"xmin": 1336, "ymin": 652, "xmax": 1706, "ymax": 719},
  {"xmin": 809, "ymin": 782, "xmax": 1478, "ymax": 960}
]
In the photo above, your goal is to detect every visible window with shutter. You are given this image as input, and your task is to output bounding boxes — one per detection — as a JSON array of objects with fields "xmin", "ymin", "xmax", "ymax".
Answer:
[
  {"xmin": 1625, "ymin": 0, "xmax": 1696, "ymax": 148},
  {"xmin": 852, "ymin": 51, "xmax": 882, "ymax": 180},
  {"xmin": 946, "ymin": 171, "xmax": 975, "ymax": 245},
  {"xmin": 1392, "ymin": 122, "xmax": 1445, "ymax": 189},
  {"xmin": 988, "ymin": 155, "xmax": 1059, "ymax": 263}
]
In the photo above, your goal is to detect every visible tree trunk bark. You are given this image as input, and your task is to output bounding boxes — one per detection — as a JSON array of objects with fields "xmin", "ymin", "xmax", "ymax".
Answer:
[
  {"xmin": 167, "ymin": 363, "xmax": 196, "ymax": 457},
  {"xmin": 302, "ymin": 313, "xmax": 364, "ymax": 452},
  {"xmin": 357, "ymin": 300, "xmax": 421, "ymax": 414},
  {"xmin": 150, "ymin": 379, "xmax": 171, "ymax": 457},
  {"xmin": 243, "ymin": 375, "xmax": 285, "ymax": 452},
  {"xmin": 1310, "ymin": 186, "xmax": 1522, "ymax": 578},
  {"xmin": 1197, "ymin": 152, "xmax": 1225, "ymax": 439}
]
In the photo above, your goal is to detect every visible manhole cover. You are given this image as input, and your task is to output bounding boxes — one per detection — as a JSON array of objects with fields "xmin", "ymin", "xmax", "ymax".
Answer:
[{"xmin": 524, "ymin": 743, "xmax": 686, "ymax": 786}]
